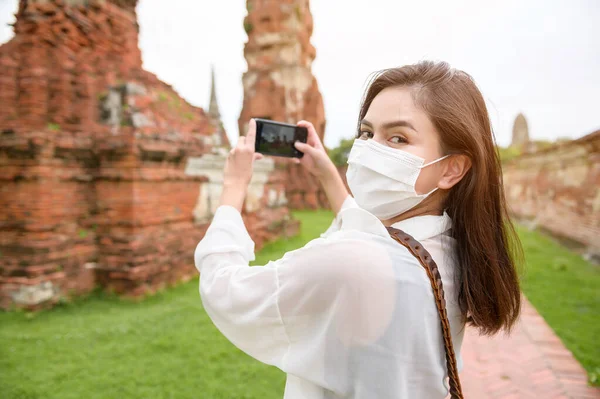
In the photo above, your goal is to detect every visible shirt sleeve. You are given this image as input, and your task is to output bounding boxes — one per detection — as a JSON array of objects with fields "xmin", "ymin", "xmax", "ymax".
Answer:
[
  {"xmin": 194, "ymin": 205, "xmax": 287, "ymax": 366},
  {"xmin": 194, "ymin": 203, "xmax": 395, "ymax": 394},
  {"xmin": 319, "ymin": 194, "xmax": 358, "ymax": 239}
]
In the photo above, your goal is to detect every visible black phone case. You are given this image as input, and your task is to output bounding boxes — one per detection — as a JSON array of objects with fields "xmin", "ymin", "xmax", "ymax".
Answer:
[{"xmin": 254, "ymin": 118, "xmax": 307, "ymax": 158}]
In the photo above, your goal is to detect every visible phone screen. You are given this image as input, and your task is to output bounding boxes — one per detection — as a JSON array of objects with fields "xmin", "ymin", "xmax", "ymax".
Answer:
[{"xmin": 255, "ymin": 119, "xmax": 307, "ymax": 158}]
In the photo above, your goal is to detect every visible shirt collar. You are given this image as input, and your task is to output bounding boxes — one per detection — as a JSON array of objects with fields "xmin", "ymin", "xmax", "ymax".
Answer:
[
  {"xmin": 390, "ymin": 211, "xmax": 452, "ymax": 241},
  {"xmin": 339, "ymin": 206, "xmax": 452, "ymax": 241}
]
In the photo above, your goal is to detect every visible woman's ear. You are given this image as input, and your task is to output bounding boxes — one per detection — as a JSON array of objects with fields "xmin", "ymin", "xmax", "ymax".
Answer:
[{"xmin": 438, "ymin": 155, "xmax": 471, "ymax": 190}]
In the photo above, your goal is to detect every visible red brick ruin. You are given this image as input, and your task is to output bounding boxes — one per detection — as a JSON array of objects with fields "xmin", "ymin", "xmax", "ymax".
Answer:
[
  {"xmin": 1, "ymin": 1, "xmax": 598, "ymax": 311},
  {"xmin": 503, "ymin": 129, "xmax": 600, "ymax": 258},
  {"xmin": 0, "ymin": 0, "xmax": 300, "ymax": 309},
  {"xmin": 239, "ymin": 0, "xmax": 328, "ymax": 209}
]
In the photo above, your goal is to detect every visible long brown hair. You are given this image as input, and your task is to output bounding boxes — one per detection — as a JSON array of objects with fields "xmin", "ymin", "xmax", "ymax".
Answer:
[{"xmin": 358, "ymin": 61, "xmax": 522, "ymax": 335}]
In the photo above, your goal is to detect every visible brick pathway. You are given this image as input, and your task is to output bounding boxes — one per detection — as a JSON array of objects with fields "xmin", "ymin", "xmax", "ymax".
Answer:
[{"xmin": 458, "ymin": 297, "xmax": 599, "ymax": 398}]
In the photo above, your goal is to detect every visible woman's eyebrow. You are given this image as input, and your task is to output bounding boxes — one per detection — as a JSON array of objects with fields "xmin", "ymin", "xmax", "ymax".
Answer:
[{"xmin": 360, "ymin": 119, "xmax": 417, "ymax": 132}]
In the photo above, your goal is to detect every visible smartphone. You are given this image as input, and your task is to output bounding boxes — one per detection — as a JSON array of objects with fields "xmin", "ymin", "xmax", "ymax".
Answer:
[{"xmin": 254, "ymin": 118, "xmax": 308, "ymax": 158}]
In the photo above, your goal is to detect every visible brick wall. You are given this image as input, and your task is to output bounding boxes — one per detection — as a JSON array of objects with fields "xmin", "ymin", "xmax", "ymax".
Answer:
[
  {"xmin": 0, "ymin": 0, "xmax": 298, "ymax": 309},
  {"xmin": 503, "ymin": 130, "xmax": 600, "ymax": 253}
]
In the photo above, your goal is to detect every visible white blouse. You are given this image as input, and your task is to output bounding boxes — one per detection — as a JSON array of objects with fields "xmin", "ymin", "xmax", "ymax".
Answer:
[{"xmin": 194, "ymin": 195, "xmax": 465, "ymax": 399}]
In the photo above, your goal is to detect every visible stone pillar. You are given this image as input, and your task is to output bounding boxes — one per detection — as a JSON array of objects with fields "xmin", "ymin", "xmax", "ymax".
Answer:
[
  {"xmin": 239, "ymin": 0, "xmax": 328, "ymax": 209},
  {"xmin": 511, "ymin": 113, "xmax": 530, "ymax": 150},
  {"xmin": 239, "ymin": 0, "xmax": 325, "ymax": 136}
]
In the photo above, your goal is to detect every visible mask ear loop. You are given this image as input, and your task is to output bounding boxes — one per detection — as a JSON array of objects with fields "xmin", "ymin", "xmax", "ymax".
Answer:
[
  {"xmin": 420, "ymin": 154, "xmax": 451, "ymax": 169},
  {"xmin": 418, "ymin": 154, "xmax": 451, "ymax": 197}
]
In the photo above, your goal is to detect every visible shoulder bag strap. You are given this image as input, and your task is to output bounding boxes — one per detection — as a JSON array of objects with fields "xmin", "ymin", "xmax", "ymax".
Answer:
[{"xmin": 386, "ymin": 226, "xmax": 464, "ymax": 399}]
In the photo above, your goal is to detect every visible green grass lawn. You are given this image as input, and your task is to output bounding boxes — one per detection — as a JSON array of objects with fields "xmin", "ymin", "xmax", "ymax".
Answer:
[
  {"xmin": 517, "ymin": 225, "xmax": 600, "ymax": 385},
  {"xmin": 251, "ymin": 209, "xmax": 334, "ymax": 266},
  {"xmin": 0, "ymin": 211, "xmax": 598, "ymax": 398},
  {"xmin": 0, "ymin": 210, "xmax": 333, "ymax": 399}
]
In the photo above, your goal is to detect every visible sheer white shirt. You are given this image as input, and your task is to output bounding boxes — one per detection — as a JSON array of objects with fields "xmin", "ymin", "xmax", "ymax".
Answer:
[{"xmin": 194, "ymin": 195, "xmax": 465, "ymax": 399}]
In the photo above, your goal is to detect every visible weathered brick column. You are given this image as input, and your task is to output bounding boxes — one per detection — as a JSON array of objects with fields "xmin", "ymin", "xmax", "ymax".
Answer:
[
  {"xmin": 91, "ymin": 129, "xmax": 209, "ymax": 296},
  {"xmin": 0, "ymin": 131, "xmax": 99, "ymax": 308},
  {"xmin": 239, "ymin": 0, "xmax": 328, "ymax": 209}
]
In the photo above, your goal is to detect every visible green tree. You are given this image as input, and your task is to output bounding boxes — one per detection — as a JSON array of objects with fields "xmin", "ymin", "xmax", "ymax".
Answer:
[{"xmin": 328, "ymin": 138, "xmax": 354, "ymax": 167}]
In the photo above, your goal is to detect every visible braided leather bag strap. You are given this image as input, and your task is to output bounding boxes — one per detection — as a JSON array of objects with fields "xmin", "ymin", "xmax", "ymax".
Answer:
[{"xmin": 386, "ymin": 227, "xmax": 464, "ymax": 399}]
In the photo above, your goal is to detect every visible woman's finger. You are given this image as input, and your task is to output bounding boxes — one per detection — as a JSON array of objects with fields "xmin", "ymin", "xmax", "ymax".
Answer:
[
  {"xmin": 237, "ymin": 136, "xmax": 246, "ymax": 148},
  {"xmin": 294, "ymin": 141, "xmax": 318, "ymax": 156},
  {"xmin": 246, "ymin": 119, "xmax": 257, "ymax": 151},
  {"xmin": 253, "ymin": 153, "xmax": 263, "ymax": 161},
  {"xmin": 297, "ymin": 120, "xmax": 323, "ymax": 149}
]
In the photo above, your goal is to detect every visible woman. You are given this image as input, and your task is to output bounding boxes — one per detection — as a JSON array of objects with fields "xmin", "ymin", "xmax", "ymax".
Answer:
[{"xmin": 194, "ymin": 61, "xmax": 521, "ymax": 398}]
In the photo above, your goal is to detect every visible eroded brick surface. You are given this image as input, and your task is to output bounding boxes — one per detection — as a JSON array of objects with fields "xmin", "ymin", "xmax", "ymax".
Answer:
[
  {"xmin": 503, "ymin": 130, "xmax": 600, "ymax": 255},
  {"xmin": 0, "ymin": 0, "xmax": 297, "ymax": 309},
  {"xmin": 239, "ymin": 0, "xmax": 327, "ymax": 209}
]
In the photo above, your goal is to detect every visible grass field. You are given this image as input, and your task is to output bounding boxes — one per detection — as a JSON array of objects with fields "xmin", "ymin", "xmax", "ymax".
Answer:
[
  {"xmin": 0, "ymin": 210, "xmax": 333, "ymax": 399},
  {"xmin": 517, "ymin": 225, "xmax": 600, "ymax": 384},
  {"xmin": 1, "ymin": 210, "xmax": 598, "ymax": 398}
]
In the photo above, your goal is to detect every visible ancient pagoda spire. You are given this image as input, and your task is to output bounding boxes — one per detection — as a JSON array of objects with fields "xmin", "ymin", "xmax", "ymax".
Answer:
[
  {"xmin": 511, "ymin": 113, "xmax": 530, "ymax": 148},
  {"xmin": 208, "ymin": 65, "xmax": 221, "ymax": 122},
  {"xmin": 206, "ymin": 65, "xmax": 228, "ymax": 149}
]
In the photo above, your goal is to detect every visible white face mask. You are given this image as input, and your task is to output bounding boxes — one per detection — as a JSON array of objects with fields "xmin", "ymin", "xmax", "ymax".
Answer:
[{"xmin": 346, "ymin": 139, "xmax": 449, "ymax": 220}]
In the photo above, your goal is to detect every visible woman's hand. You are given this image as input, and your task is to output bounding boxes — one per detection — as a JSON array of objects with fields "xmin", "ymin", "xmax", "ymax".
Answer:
[
  {"xmin": 220, "ymin": 119, "xmax": 263, "ymax": 212},
  {"xmin": 293, "ymin": 121, "xmax": 350, "ymax": 214},
  {"xmin": 292, "ymin": 121, "xmax": 337, "ymax": 181}
]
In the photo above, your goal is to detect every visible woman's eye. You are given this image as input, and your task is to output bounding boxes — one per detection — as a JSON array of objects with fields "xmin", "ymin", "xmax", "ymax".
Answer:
[
  {"xmin": 357, "ymin": 130, "xmax": 373, "ymax": 140},
  {"xmin": 389, "ymin": 136, "xmax": 407, "ymax": 144}
]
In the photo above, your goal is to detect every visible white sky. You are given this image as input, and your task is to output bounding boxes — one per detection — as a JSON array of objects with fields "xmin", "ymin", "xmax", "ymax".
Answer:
[{"xmin": 1, "ymin": 0, "xmax": 598, "ymax": 148}]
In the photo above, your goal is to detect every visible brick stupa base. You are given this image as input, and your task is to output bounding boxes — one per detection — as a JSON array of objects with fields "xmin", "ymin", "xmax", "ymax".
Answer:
[{"xmin": 0, "ymin": 0, "xmax": 298, "ymax": 309}]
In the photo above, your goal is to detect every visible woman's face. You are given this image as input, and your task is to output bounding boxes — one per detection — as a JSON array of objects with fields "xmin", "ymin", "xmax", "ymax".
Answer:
[{"xmin": 358, "ymin": 86, "xmax": 446, "ymax": 194}]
